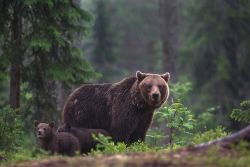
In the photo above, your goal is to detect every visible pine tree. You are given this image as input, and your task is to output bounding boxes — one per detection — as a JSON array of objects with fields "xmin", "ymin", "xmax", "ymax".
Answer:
[{"xmin": 0, "ymin": 0, "xmax": 97, "ymax": 117}]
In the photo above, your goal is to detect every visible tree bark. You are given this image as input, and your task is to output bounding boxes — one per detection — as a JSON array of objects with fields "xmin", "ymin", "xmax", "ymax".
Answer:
[
  {"xmin": 9, "ymin": 1, "xmax": 22, "ymax": 109},
  {"xmin": 159, "ymin": 0, "xmax": 179, "ymax": 82}
]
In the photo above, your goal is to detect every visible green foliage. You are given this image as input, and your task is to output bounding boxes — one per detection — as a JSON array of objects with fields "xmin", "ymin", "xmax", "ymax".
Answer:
[
  {"xmin": 148, "ymin": 82, "xmax": 195, "ymax": 147},
  {"xmin": 181, "ymin": 0, "xmax": 250, "ymax": 127},
  {"xmin": 195, "ymin": 106, "xmax": 220, "ymax": 131},
  {"xmin": 192, "ymin": 126, "xmax": 228, "ymax": 144},
  {"xmin": 146, "ymin": 128, "xmax": 166, "ymax": 147},
  {"xmin": 4, "ymin": 148, "xmax": 48, "ymax": 164},
  {"xmin": 1, "ymin": 134, "xmax": 49, "ymax": 164},
  {"xmin": 155, "ymin": 102, "xmax": 195, "ymax": 146},
  {"xmin": 196, "ymin": 142, "xmax": 250, "ymax": 167},
  {"xmin": 90, "ymin": 134, "xmax": 158, "ymax": 155},
  {"xmin": 0, "ymin": 0, "xmax": 98, "ymax": 125},
  {"xmin": 0, "ymin": 106, "xmax": 23, "ymax": 160},
  {"xmin": 91, "ymin": 134, "xmax": 126, "ymax": 155},
  {"xmin": 230, "ymin": 100, "xmax": 250, "ymax": 123},
  {"xmin": 170, "ymin": 82, "xmax": 192, "ymax": 101}
]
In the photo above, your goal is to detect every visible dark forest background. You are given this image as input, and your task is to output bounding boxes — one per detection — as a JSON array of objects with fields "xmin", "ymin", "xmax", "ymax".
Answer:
[{"xmin": 0, "ymin": 0, "xmax": 250, "ymax": 155}]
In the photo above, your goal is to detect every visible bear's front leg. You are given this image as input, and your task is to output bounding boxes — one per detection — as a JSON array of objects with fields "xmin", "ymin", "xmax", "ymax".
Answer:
[
  {"xmin": 110, "ymin": 126, "xmax": 131, "ymax": 144},
  {"xmin": 129, "ymin": 129, "xmax": 147, "ymax": 144},
  {"xmin": 110, "ymin": 113, "xmax": 138, "ymax": 144},
  {"xmin": 129, "ymin": 111, "xmax": 154, "ymax": 144}
]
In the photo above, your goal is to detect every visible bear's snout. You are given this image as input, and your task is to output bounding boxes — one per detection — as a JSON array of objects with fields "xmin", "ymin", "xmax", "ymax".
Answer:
[
  {"xmin": 152, "ymin": 93, "xmax": 160, "ymax": 101},
  {"xmin": 150, "ymin": 85, "xmax": 161, "ymax": 102},
  {"xmin": 37, "ymin": 130, "xmax": 42, "ymax": 135},
  {"xmin": 37, "ymin": 129, "xmax": 45, "ymax": 138}
]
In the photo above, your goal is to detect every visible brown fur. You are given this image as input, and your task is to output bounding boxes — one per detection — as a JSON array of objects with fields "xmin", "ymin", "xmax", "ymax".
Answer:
[
  {"xmin": 62, "ymin": 71, "xmax": 170, "ymax": 144},
  {"xmin": 57, "ymin": 123, "xmax": 110, "ymax": 154},
  {"xmin": 34, "ymin": 121, "xmax": 80, "ymax": 156}
]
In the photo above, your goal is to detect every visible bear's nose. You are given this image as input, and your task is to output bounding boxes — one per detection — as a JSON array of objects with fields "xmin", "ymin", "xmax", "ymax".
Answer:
[
  {"xmin": 37, "ymin": 130, "xmax": 42, "ymax": 135},
  {"xmin": 152, "ymin": 93, "xmax": 159, "ymax": 100}
]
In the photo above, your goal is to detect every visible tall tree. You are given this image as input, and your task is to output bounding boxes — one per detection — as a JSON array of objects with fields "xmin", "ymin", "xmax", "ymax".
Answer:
[
  {"xmin": 181, "ymin": 0, "xmax": 250, "ymax": 128},
  {"xmin": 159, "ymin": 0, "xmax": 179, "ymax": 82},
  {"xmin": 92, "ymin": 0, "xmax": 117, "ymax": 82},
  {"xmin": 0, "ymin": 0, "xmax": 97, "ymax": 115}
]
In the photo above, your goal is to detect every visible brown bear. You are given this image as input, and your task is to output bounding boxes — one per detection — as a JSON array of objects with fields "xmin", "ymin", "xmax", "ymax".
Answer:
[
  {"xmin": 57, "ymin": 123, "xmax": 110, "ymax": 154},
  {"xmin": 34, "ymin": 120, "xmax": 80, "ymax": 156},
  {"xmin": 62, "ymin": 71, "xmax": 170, "ymax": 144}
]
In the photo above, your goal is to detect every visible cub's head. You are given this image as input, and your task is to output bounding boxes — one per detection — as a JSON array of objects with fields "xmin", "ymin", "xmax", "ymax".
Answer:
[
  {"xmin": 57, "ymin": 123, "xmax": 71, "ymax": 133},
  {"xmin": 136, "ymin": 71, "xmax": 170, "ymax": 108},
  {"xmin": 34, "ymin": 120, "xmax": 54, "ymax": 139}
]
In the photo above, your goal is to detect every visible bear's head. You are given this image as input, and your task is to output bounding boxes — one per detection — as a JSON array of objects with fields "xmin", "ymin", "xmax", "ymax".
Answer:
[
  {"xmin": 34, "ymin": 120, "xmax": 55, "ymax": 139},
  {"xmin": 136, "ymin": 71, "xmax": 170, "ymax": 108},
  {"xmin": 57, "ymin": 123, "xmax": 71, "ymax": 133}
]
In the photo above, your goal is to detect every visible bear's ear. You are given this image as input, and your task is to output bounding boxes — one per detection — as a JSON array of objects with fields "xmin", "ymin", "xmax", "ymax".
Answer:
[
  {"xmin": 49, "ymin": 122, "xmax": 55, "ymax": 128},
  {"xmin": 34, "ymin": 120, "xmax": 39, "ymax": 127},
  {"xmin": 161, "ymin": 72, "xmax": 170, "ymax": 82},
  {"xmin": 136, "ymin": 71, "xmax": 147, "ymax": 82},
  {"xmin": 65, "ymin": 123, "xmax": 71, "ymax": 130}
]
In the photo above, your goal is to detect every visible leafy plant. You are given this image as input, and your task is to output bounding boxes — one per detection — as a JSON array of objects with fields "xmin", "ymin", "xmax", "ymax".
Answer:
[
  {"xmin": 148, "ymin": 81, "xmax": 194, "ymax": 147},
  {"xmin": 170, "ymin": 82, "xmax": 192, "ymax": 101},
  {"xmin": 230, "ymin": 100, "xmax": 250, "ymax": 123},
  {"xmin": 196, "ymin": 106, "xmax": 220, "ymax": 131},
  {"xmin": 90, "ymin": 134, "xmax": 158, "ymax": 155},
  {"xmin": 0, "ymin": 106, "xmax": 23, "ymax": 161},
  {"xmin": 91, "ymin": 134, "xmax": 126, "ymax": 155},
  {"xmin": 192, "ymin": 126, "xmax": 228, "ymax": 144},
  {"xmin": 146, "ymin": 128, "xmax": 166, "ymax": 147},
  {"xmin": 155, "ymin": 102, "xmax": 195, "ymax": 147}
]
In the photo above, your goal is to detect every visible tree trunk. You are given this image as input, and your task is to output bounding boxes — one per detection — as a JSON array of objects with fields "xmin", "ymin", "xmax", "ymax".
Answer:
[
  {"xmin": 9, "ymin": 1, "xmax": 22, "ymax": 109},
  {"xmin": 159, "ymin": 0, "xmax": 179, "ymax": 82},
  {"xmin": 57, "ymin": 82, "xmax": 71, "ymax": 113}
]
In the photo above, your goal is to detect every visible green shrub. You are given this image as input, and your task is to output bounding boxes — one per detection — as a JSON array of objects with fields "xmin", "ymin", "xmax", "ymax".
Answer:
[
  {"xmin": 230, "ymin": 100, "xmax": 250, "ymax": 123},
  {"xmin": 0, "ymin": 106, "xmax": 23, "ymax": 160},
  {"xmin": 170, "ymin": 82, "xmax": 192, "ymax": 101},
  {"xmin": 196, "ymin": 106, "xmax": 220, "ymax": 131},
  {"xmin": 90, "ymin": 134, "xmax": 159, "ymax": 155},
  {"xmin": 192, "ymin": 126, "xmax": 228, "ymax": 144},
  {"xmin": 146, "ymin": 128, "xmax": 166, "ymax": 147},
  {"xmin": 155, "ymin": 102, "xmax": 195, "ymax": 146}
]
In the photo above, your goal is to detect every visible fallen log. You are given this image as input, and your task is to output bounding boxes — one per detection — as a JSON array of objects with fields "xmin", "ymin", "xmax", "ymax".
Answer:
[{"xmin": 185, "ymin": 125, "xmax": 250, "ymax": 152}]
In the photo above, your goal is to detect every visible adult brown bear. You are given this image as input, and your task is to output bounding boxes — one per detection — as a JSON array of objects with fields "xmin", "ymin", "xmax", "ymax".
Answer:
[{"xmin": 62, "ymin": 71, "xmax": 170, "ymax": 144}]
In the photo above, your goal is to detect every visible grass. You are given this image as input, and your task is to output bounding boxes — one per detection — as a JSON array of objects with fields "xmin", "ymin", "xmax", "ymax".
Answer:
[{"xmin": 2, "ymin": 143, "xmax": 250, "ymax": 167}]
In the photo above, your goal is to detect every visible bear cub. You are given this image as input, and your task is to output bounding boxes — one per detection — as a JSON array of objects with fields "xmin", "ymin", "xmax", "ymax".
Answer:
[
  {"xmin": 34, "ymin": 120, "xmax": 80, "ymax": 156},
  {"xmin": 57, "ymin": 123, "xmax": 110, "ymax": 154}
]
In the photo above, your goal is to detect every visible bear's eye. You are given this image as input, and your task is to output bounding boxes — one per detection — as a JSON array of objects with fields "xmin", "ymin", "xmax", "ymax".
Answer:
[
  {"xmin": 158, "ymin": 85, "xmax": 164, "ymax": 91},
  {"xmin": 145, "ymin": 84, "xmax": 152, "ymax": 90},
  {"xmin": 43, "ymin": 128, "xmax": 46, "ymax": 131}
]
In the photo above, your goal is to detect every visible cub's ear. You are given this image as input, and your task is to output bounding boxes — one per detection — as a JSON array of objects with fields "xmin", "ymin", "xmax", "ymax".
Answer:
[
  {"xmin": 136, "ymin": 71, "xmax": 147, "ymax": 82},
  {"xmin": 34, "ymin": 120, "xmax": 39, "ymax": 127},
  {"xmin": 161, "ymin": 72, "xmax": 170, "ymax": 82},
  {"xmin": 65, "ymin": 123, "xmax": 71, "ymax": 130},
  {"xmin": 49, "ymin": 122, "xmax": 55, "ymax": 128}
]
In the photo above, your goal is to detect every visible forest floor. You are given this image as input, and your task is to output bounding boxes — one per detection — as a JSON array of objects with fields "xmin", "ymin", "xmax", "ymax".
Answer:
[{"xmin": 3, "ymin": 147, "xmax": 250, "ymax": 167}]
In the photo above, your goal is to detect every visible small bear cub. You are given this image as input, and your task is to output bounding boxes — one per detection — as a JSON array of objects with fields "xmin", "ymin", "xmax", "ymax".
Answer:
[
  {"xmin": 34, "ymin": 120, "xmax": 80, "ymax": 156},
  {"xmin": 57, "ymin": 123, "xmax": 110, "ymax": 154}
]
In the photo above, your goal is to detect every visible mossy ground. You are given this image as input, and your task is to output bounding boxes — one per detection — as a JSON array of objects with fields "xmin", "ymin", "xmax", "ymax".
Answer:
[{"xmin": 3, "ymin": 147, "xmax": 250, "ymax": 167}]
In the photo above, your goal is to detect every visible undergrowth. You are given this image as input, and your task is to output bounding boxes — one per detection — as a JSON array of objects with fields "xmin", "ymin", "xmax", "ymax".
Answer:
[{"xmin": 90, "ymin": 134, "xmax": 164, "ymax": 155}]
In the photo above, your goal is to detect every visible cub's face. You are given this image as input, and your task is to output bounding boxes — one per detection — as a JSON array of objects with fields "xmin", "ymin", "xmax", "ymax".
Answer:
[
  {"xmin": 136, "ymin": 71, "xmax": 170, "ymax": 108},
  {"xmin": 34, "ymin": 121, "xmax": 54, "ymax": 139}
]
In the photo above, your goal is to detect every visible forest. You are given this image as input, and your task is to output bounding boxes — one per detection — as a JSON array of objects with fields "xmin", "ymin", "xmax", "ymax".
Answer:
[{"xmin": 0, "ymin": 0, "xmax": 250, "ymax": 166}]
